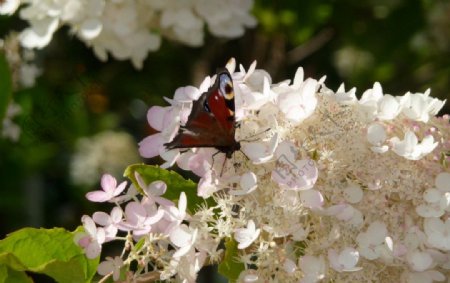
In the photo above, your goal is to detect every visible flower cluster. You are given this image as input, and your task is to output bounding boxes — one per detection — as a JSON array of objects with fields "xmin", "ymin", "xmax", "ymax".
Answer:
[
  {"xmin": 138, "ymin": 59, "xmax": 449, "ymax": 282},
  {"xmin": 79, "ymin": 59, "xmax": 450, "ymax": 282},
  {"xmin": 0, "ymin": 0, "xmax": 256, "ymax": 69},
  {"xmin": 75, "ymin": 173, "xmax": 221, "ymax": 282}
]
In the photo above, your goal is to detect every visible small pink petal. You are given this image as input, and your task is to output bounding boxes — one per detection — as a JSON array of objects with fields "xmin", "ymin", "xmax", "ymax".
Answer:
[
  {"xmin": 300, "ymin": 189, "xmax": 324, "ymax": 208},
  {"xmin": 149, "ymin": 181, "xmax": 167, "ymax": 196},
  {"xmin": 187, "ymin": 150, "xmax": 214, "ymax": 177},
  {"xmin": 93, "ymin": 212, "xmax": 110, "ymax": 226},
  {"xmin": 113, "ymin": 181, "xmax": 127, "ymax": 196},
  {"xmin": 139, "ymin": 133, "xmax": 165, "ymax": 158},
  {"xmin": 174, "ymin": 86, "xmax": 200, "ymax": 101},
  {"xmin": 82, "ymin": 215, "xmax": 97, "ymax": 235},
  {"xmin": 86, "ymin": 191, "xmax": 109, "ymax": 202},
  {"xmin": 86, "ymin": 241, "xmax": 102, "ymax": 259},
  {"xmin": 101, "ymin": 174, "xmax": 117, "ymax": 192},
  {"xmin": 147, "ymin": 106, "xmax": 166, "ymax": 131},
  {"xmin": 110, "ymin": 207, "xmax": 123, "ymax": 223}
]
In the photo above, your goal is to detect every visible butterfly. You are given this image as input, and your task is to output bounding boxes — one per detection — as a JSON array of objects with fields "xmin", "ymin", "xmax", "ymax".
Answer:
[{"xmin": 164, "ymin": 69, "xmax": 241, "ymax": 159}]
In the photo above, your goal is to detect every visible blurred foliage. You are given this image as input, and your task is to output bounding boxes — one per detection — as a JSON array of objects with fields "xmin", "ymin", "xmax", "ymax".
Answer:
[{"xmin": 0, "ymin": 0, "xmax": 449, "ymax": 246}]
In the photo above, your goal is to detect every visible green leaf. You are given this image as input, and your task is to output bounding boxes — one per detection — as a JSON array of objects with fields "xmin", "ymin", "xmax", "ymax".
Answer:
[
  {"xmin": 0, "ymin": 51, "xmax": 13, "ymax": 126},
  {"xmin": 0, "ymin": 265, "xmax": 33, "ymax": 283},
  {"xmin": 0, "ymin": 227, "xmax": 98, "ymax": 283},
  {"xmin": 124, "ymin": 164, "xmax": 213, "ymax": 213},
  {"xmin": 218, "ymin": 238, "xmax": 245, "ymax": 283}
]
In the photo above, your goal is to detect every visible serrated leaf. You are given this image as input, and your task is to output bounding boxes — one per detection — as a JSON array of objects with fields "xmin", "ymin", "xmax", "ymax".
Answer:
[
  {"xmin": 124, "ymin": 164, "xmax": 213, "ymax": 213},
  {"xmin": 218, "ymin": 238, "xmax": 245, "ymax": 283},
  {"xmin": 0, "ymin": 227, "xmax": 98, "ymax": 283},
  {"xmin": 0, "ymin": 51, "xmax": 13, "ymax": 126}
]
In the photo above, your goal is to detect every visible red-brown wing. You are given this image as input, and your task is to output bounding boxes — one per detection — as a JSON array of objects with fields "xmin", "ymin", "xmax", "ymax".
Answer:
[{"xmin": 165, "ymin": 69, "xmax": 237, "ymax": 150}]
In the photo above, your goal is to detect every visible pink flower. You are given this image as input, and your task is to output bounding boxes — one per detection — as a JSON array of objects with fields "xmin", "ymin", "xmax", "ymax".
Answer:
[
  {"xmin": 98, "ymin": 256, "xmax": 123, "ymax": 281},
  {"xmin": 135, "ymin": 172, "xmax": 174, "ymax": 206},
  {"xmin": 92, "ymin": 207, "xmax": 122, "ymax": 241},
  {"xmin": 86, "ymin": 174, "xmax": 127, "ymax": 202},
  {"xmin": 118, "ymin": 199, "xmax": 164, "ymax": 239},
  {"xmin": 74, "ymin": 215, "xmax": 105, "ymax": 259}
]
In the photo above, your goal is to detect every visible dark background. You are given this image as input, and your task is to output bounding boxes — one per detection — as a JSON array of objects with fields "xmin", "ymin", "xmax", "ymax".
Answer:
[{"xmin": 0, "ymin": 0, "xmax": 449, "ymax": 263}]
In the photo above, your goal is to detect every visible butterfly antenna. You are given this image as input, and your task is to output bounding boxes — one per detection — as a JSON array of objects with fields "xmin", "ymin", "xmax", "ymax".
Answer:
[{"xmin": 220, "ymin": 156, "xmax": 227, "ymax": 177}]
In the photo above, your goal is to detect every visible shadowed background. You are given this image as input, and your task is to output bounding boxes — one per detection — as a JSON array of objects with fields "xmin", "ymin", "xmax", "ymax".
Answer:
[{"xmin": 0, "ymin": 0, "xmax": 449, "ymax": 281}]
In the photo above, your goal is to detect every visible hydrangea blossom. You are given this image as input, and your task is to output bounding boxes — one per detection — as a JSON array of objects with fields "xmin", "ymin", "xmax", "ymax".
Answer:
[
  {"xmin": 79, "ymin": 59, "xmax": 450, "ymax": 282},
  {"xmin": 1, "ymin": 0, "xmax": 257, "ymax": 69}
]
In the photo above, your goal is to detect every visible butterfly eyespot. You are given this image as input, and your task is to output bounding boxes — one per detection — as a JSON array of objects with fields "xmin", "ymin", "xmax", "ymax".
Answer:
[
  {"xmin": 219, "ymin": 74, "xmax": 234, "ymax": 100},
  {"xmin": 224, "ymin": 84, "xmax": 233, "ymax": 94}
]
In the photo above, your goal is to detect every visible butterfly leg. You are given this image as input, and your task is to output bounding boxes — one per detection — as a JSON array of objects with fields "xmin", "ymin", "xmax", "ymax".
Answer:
[{"xmin": 211, "ymin": 150, "xmax": 227, "ymax": 177}]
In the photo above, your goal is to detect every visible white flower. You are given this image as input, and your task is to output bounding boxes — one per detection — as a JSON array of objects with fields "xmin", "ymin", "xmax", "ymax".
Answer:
[
  {"xmin": 164, "ymin": 192, "xmax": 188, "ymax": 229},
  {"xmin": 356, "ymin": 221, "xmax": 390, "ymax": 260},
  {"xmin": 331, "ymin": 84, "xmax": 357, "ymax": 104},
  {"xmin": 416, "ymin": 186, "xmax": 450, "ymax": 218},
  {"xmin": 0, "ymin": 0, "xmax": 20, "ymax": 15},
  {"xmin": 19, "ymin": 17, "xmax": 60, "ymax": 49},
  {"xmin": 283, "ymin": 258, "xmax": 297, "ymax": 274},
  {"xmin": 401, "ymin": 91, "xmax": 446, "ymax": 122},
  {"xmin": 390, "ymin": 131, "xmax": 438, "ymax": 160},
  {"xmin": 424, "ymin": 218, "xmax": 450, "ymax": 251},
  {"xmin": 328, "ymin": 247, "xmax": 362, "ymax": 272},
  {"xmin": 276, "ymin": 68, "xmax": 318, "ymax": 124},
  {"xmin": 377, "ymin": 94, "xmax": 402, "ymax": 120},
  {"xmin": 197, "ymin": 170, "xmax": 221, "ymax": 198},
  {"xmin": 367, "ymin": 123, "xmax": 389, "ymax": 153},
  {"xmin": 241, "ymin": 132, "xmax": 279, "ymax": 164},
  {"xmin": 406, "ymin": 250, "xmax": 433, "ymax": 272},
  {"xmin": 230, "ymin": 172, "xmax": 258, "ymax": 195},
  {"xmin": 299, "ymin": 255, "xmax": 326, "ymax": 283},
  {"xmin": 234, "ymin": 220, "xmax": 260, "ymax": 249},
  {"xmin": 169, "ymin": 224, "xmax": 198, "ymax": 258},
  {"xmin": 358, "ymin": 82, "xmax": 384, "ymax": 120}
]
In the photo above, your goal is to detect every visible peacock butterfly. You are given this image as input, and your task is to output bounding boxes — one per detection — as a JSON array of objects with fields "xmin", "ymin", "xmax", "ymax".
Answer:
[{"xmin": 164, "ymin": 69, "xmax": 241, "ymax": 158}]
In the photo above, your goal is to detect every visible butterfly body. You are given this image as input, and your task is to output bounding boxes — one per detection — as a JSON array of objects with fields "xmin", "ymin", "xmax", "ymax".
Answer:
[{"xmin": 165, "ymin": 69, "xmax": 240, "ymax": 158}]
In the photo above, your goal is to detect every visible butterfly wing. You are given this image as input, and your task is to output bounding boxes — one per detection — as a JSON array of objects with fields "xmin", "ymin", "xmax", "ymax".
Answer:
[{"xmin": 165, "ymin": 69, "xmax": 239, "ymax": 153}]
